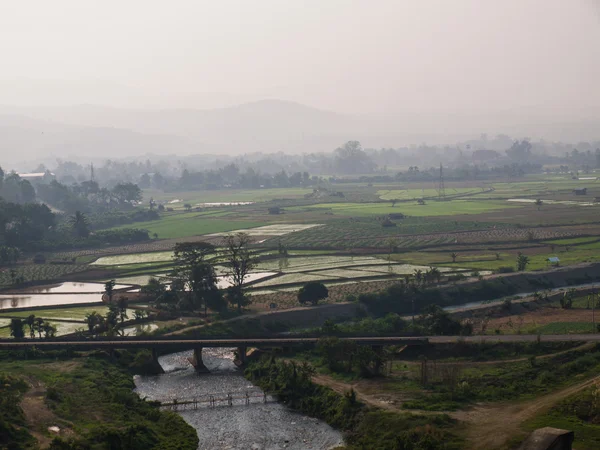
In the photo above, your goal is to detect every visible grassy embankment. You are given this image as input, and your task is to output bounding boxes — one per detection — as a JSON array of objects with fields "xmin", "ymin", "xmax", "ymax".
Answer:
[{"xmin": 0, "ymin": 351, "xmax": 198, "ymax": 449}]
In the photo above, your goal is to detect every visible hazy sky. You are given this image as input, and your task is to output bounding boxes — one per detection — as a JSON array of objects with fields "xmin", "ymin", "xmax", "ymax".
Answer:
[{"xmin": 1, "ymin": 0, "xmax": 599, "ymax": 113}]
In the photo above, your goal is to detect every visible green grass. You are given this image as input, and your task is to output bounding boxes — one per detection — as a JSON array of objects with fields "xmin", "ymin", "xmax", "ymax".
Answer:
[
  {"xmin": 0, "ymin": 357, "xmax": 198, "ymax": 449},
  {"xmin": 544, "ymin": 237, "xmax": 600, "ymax": 246},
  {"xmin": 143, "ymin": 187, "xmax": 313, "ymax": 205},
  {"xmin": 532, "ymin": 322, "xmax": 596, "ymax": 335},
  {"xmin": 378, "ymin": 187, "xmax": 484, "ymax": 200},
  {"xmin": 524, "ymin": 387, "xmax": 600, "ymax": 450},
  {"xmin": 289, "ymin": 200, "xmax": 521, "ymax": 217},
  {"xmin": 393, "ymin": 240, "xmax": 600, "ymax": 271}
]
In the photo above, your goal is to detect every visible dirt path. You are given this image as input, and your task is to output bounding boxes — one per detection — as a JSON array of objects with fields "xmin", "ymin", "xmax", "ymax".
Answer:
[
  {"xmin": 311, "ymin": 373, "xmax": 401, "ymax": 411},
  {"xmin": 403, "ymin": 342, "xmax": 595, "ymax": 367},
  {"xmin": 453, "ymin": 375, "xmax": 600, "ymax": 450},
  {"xmin": 310, "ymin": 348, "xmax": 600, "ymax": 450}
]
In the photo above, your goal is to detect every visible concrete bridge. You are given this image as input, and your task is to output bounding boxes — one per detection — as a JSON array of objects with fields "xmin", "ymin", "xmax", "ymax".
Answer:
[
  {"xmin": 0, "ymin": 336, "xmax": 428, "ymax": 372},
  {"xmin": 2, "ymin": 333, "xmax": 599, "ymax": 372}
]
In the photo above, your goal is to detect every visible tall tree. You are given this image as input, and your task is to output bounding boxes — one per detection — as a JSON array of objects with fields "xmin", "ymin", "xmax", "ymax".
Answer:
[
  {"xmin": 26, "ymin": 314, "xmax": 36, "ymax": 339},
  {"xmin": 104, "ymin": 280, "xmax": 116, "ymax": 303},
  {"xmin": 516, "ymin": 252, "xmax": 530, "ymax": 271},
  {"xmin": 9, "ymin": 318, "xmax": 25, "ymax": 339},
  {"xmin": 223, "ymin": 232, "xmax": 257, "ymax": 312},
  {"xmin": 70, "ymin": 211, "xmax": 90, "ymax": 238},
  {"xmin": 189, "ymin": 262, "xmax": 225, "ymax": 315},
  {"xmin": 298, "ymin": 282, "xmax": 329, "ymax": 306}
]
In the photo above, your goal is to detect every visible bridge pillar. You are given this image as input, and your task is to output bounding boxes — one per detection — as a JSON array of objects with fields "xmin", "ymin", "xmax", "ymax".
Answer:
[
  {"xmin": 236, "ymin": 345, "xmax": 248, "ymax": 366},
  {"xmin": 150, "ymin": 348, "xmax": 165, "ymax": 374},
  {"xmin": 188, "ymin": 347, "xmax": 210, "ymax": 373}
]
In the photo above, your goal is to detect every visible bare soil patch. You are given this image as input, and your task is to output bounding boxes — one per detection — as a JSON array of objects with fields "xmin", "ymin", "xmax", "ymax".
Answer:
[
  {"xmin": 487, "ymin": 306, "xmax": 596, "ymax": 333},
  {"xmin": 453, "ymin": 375, "xmax": 600, "ymax": 450}
]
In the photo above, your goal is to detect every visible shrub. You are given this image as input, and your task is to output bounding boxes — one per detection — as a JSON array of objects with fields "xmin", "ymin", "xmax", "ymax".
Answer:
[{"xmin": 32, "ymin": 254, "xmax": 47, "ymax": 264}]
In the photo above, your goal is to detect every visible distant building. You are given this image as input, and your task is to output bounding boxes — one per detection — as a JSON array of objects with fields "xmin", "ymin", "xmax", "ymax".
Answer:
[
  {"xmin": 573, "ymin": 188, "xmax": 587, "ymax": 196},
  {"xmin": 17, "ymin": 171, "xmax": 55, "ymax": 184}
]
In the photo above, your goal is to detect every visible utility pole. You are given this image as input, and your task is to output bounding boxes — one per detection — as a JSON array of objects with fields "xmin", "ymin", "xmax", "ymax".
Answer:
[{"xmin": 437, "ymin": 163, "xmax": 446, "ymax": 201}]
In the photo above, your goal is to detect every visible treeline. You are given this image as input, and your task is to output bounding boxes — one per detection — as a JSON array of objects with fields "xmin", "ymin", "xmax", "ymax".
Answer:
[
  {"xmin": 34, "ymin": 134, "xmax": 600, "ymax": 187},
  {"xmin": 358, "ymin": 278, "xmax": 521, "ymax": 317},
  {"xmin": 176, "ymin": 165, "xmax": 314, "ymax": 190},
  {"xmin": 36, "ymin": 179, "xmax": 142, "ymax": 213},
  {"xmin": 0, "ymin": 196, "xmax": 149, "ymax": 255}
]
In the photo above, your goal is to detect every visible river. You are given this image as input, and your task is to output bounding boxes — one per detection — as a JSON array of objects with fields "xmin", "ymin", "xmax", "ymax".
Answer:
[{"xmin": 134, "ymin": 348, "xmax": 344, "ymax": 450}]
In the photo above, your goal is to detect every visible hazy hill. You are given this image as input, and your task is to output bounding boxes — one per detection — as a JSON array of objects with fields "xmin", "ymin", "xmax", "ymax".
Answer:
[
  {"xmin": 0, "ymin": 113, "xmax": 201, "ymax": 166},
  {"xmin": 1, "ymin": 99, "xmax": 600, "ymax": 166}
]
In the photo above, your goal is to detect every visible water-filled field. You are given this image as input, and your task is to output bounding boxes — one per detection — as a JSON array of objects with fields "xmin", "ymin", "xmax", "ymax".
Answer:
[
  {"xmin": 206, "ymin": 223, "xmax": 323, "ymax": 237},
  {"xmin": 10, "ymin": 281, "xmax": 130, "ymax": 293},
  {"xmin": 92, "ymin": 251, "xmax": 176, "ymax": 266}
]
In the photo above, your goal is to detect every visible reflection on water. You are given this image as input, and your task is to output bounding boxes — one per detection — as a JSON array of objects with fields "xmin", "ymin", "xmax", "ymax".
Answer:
[
  {"xmin": 216, "ymin": 272, "xmax": 278, "ymax": 289},
  {"xmin": 0, "ymin": 293, "xmax": 102, "ymax": 310},
  {"xmin": 134, "ymin": 349, "xmax": 343, "ymax": 450},
  {"xmin": 13, "ymin": 282, "xmax": 131, "ymax": 294},
  {"xmin": 0, "ymin": 281, "xmax": 135, "ymax": 310}
]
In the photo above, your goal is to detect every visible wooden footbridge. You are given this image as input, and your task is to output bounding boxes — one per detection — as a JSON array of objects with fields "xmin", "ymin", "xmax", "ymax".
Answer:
[{"xmin": 156, "ymin": 389, "xmax": 275, "ymax": 410}]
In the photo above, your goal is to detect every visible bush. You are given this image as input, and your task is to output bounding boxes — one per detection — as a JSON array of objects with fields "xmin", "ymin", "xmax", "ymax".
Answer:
[
  {"xmin": 298, "ymin": 282, "xmax": 329, "ymax": 305},
  {"xmin": 497, "ymin": 266, "xmax": 515, "ymax": 273}
]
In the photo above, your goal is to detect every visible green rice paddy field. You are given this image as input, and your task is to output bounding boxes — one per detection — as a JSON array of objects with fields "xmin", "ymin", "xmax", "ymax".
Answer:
[{"xmin": 289, "ymin": 200, "xmax": 521, "ymax": 217}]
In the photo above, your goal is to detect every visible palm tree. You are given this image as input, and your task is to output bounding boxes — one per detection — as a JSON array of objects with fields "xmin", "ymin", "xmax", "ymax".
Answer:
[
  {"xmin": 413, "ymin": 269, "xmax": 423, "ymax": 285},
  {"xmin": 427, "ymin": 267, "xmax": 441, "ymax": 284},
  {"xmin": 104, "ymin": 280, "xmax": 116, "ymax": 303},
  {"xmin": 42, "ymin": 323, "xmax": 56, "ymax": 338},
  {"xmin": 85, "ymin": 311, "xmax": 104, "ymax": 335},
  {"xmin": 70, "ymin": 211, "xmax": 90, "ymax": 238},
  {"xmin": 534, "ymin": 199, "xmax": 543, "ymax": 210},
  {"xmin": 451, "ymin": 252, "xmax": 458, "ymax": 263}
]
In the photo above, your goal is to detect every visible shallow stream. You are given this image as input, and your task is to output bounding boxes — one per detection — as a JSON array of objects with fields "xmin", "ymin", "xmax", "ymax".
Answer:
[{"xmin": 134, "ymin": 349, "xmax": 343, "ymax": 450}]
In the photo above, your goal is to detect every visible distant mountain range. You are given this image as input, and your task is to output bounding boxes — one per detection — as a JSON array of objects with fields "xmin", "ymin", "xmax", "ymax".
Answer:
[{"xmin": 1, "ymin": 99, "xmax": 600, "ymax": 167}]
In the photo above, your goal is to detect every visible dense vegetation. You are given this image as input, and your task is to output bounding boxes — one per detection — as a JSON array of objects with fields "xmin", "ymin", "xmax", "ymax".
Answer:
[
  {"xmin": 525, "ymin": 385, "xmax": 600, "ymax": 450},
  {"xmin": 404, "ymin": 343, "xmax": 600, "ymax": 411},
  {"xmin": 358, "ymin": 277, "xmax": 524, "ymax": 317},
  {"xmin": 0, "ymin": 353, "xmax": 198, "ymax": 450},
  {"xmin": 245, "ymin": 356, "xmax": 463, "ymax": 450}
]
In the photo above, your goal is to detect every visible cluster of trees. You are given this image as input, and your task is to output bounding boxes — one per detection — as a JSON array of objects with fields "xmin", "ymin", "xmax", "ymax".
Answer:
[
  {"xmin": 176, "ymin": 166, "xmax": 313, "ymax": 191},
  {"xmin": 0, "ymin": 197, "xmax": 56, "ymax": 249},
  {"xmin": 21, "ymin": 134, "xmax": 600, "ymax": 193},
  {"xmin": 358, "ymin": 277, "xmax": 520, "ymax": 318},
  {"xmin": 141, "ymin": 233, "xmax": 257, "ymax": 315},
  {"xmin": 0, "ymin": 246, "xmax": 20, "ymax": 266},
  {"xmin": 317, "ymin": 336, "xmax": 392, "ymax": 376},
  {"xmin": 9, "ymin": 314, "xmax": 56, "ymax": 339},
  {"xmin": 0, "ymin": 169, "xmax": 36, "ymax": 204},
  {"xmin": 37, "ymin": 179, "xmax": 143, "ymax": 214},
  {"xmin": 245, "ymin": 356, "xmax": 462, "ymax": 449}
]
